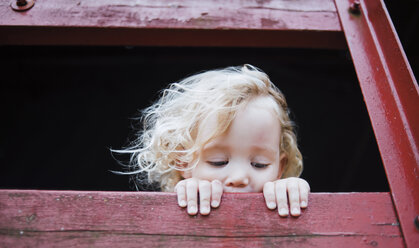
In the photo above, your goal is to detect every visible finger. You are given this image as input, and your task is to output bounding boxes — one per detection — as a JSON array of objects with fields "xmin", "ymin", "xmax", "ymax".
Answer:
[
  {"xmin": 186, "ymin": 179, "xmax": 198, "ymax": 215},
  {"xmin": 274, "ymin": 180, "xmax": 288, "ymax": 217},
  {"xmin": 199, "ymin": 180, "xmax": 211, "ymax": 215},
  {"xmin": 263, "ymin": 181, "xmax": 276, "ymax": 209},
  {"xmin": 175, "ymin": 180, "xmax": 187, "ymax": 207},
  {"xmin": 298, "ymin": 179, "xmax": 310, "ymax": 208},
  {"xmin": 211, "ymin": 180, "xmax": 223, "ymax": 208},
  {"xmin": 287, "ymin": 179, "xmax": 301, "ymax": 216}
]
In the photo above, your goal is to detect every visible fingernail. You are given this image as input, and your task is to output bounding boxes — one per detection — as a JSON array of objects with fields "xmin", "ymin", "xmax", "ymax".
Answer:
[
  {"xmin": 301, "ymin": 201, "xmax": 307, "ymax": 208},
  {"xmin": 291, "ymin": 207, "xmax": 300, "ymax": 216},
  {"xmin": 211, "ymin": 200, "xmax": 219, "ymax": 207},
  {"xmin": 267, "ymin": 202, "xmax": 276, "ymax": 209},
  {"xmin": 279, "ymin": 208, "xmax": 288, "ymax": 216},
  {"xmin": 188, "ymin": 206, "xmax": 197, "ymax": 214},
  {"xmin": 201, "ymin": 206, "xmax": 210, "ymax": 215}
]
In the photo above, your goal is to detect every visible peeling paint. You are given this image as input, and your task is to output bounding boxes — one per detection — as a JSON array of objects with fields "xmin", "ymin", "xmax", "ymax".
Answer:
[
  {"xmin": 8, "ymin": 193, "xmax": 28, "ymax": 198},
  {"xmin": 26, "ymin": 214, "xmax": 37, "ymax": 224},
  {"xmin": 260, "ymin": 18, "xmax": 283, "ymax": 28},
  {"xmin": 372, "ymin": 222, "xmax": 400, "ymax": 226}
]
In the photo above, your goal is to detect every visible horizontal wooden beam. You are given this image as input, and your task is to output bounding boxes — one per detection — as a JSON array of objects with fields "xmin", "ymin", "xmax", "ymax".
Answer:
[
  {"xmin": 0, "ymin": 190, "xmax": 403, "ymax": 247},
  {"xmin": 0, "ymin": 0, "xmax": 346, "ymax": 48}
]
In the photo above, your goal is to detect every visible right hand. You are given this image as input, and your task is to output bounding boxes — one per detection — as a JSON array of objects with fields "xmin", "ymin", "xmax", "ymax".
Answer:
[{"xmin": 174, "ymin": 178, "xmax": 223, "ymax": 215}]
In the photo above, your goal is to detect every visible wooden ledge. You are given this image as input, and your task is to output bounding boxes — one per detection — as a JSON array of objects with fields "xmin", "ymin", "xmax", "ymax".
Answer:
[
  {"xmin": 0, "ymin": 190, "xmax": 403, "ymax": 247},
  {"xmin": 0, "ymin": 0, "xmax": 345, "ymax": 48}
]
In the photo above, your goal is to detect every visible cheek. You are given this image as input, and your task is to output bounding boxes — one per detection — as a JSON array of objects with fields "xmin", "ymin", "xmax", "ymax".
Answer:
[
  {"xmin": 192, "ymin": 164, "xmax": 223, "ymax": 181},
  {"xmin": 252, "ymin": 167, "xmax": 280, "ymax": 191}
]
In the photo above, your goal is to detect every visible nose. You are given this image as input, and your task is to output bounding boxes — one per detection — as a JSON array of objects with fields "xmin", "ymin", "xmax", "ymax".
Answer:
[{"xmin": 224, "ymin": 170, "xmax": 249, "ymax": 188}]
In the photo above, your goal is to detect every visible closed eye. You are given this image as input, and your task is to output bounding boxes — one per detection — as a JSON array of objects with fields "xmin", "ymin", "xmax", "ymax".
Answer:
[
  {"xmin": 207, "ymin": 161, "xmax": 228, "ymax": 167},
  {"xmin": 251, "ymin": 162, "xmax": 270, "ymax": 168}
]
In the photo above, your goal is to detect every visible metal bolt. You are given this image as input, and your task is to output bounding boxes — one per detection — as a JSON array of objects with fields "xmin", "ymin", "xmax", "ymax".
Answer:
[
  {"xmin": 349, "ymin": 0, "xmax": 361, "ymax": 15},
  {"xmin": 16, "ymin": 0, "xmax": 27, "ymax": 7},
  {"xmin": 10, "ymin": 0, "xmax": 35, "ymax": 11}
]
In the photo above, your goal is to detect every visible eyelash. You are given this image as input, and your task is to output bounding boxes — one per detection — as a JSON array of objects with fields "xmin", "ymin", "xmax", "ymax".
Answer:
[
  {"xmin": 251, "ymin": 162, "xmax": 270, "ymax": 168},
  {"xmin": 207, "ymin": 161, "xmax": 270, "ymax": 168},
  {"xmin": 207, "ymin": 161, "xmax": 228, "ymax": 167}
]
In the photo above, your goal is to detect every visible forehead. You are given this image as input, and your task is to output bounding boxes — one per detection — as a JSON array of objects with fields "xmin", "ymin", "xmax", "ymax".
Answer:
[
  {"xmin": 230, "ymin": 96, "xmax": 281, "ymax": 139},
  {"xmin": 238, "ymin": 96, "xmax": 279, "ymax": 117},
  {"xmin": 200, "ymin": 95, "xmax": 281, "ymax": 148}
]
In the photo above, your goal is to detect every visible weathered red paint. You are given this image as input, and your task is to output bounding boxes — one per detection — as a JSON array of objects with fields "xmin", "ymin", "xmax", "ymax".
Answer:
[
  {"xmin": 335, "ymin": 0, "xmax": 419, "ymax": 247},
  {"xmin": 0, "ymin": 0, "xmax": 346, "ymax": 48},
  {"xmin": 0, "ymin": 190, "xmax": 404, "ymax": 247},
  {"xmin": 0, "ymin": 0, "xmax": 418, "ymax": 246}
]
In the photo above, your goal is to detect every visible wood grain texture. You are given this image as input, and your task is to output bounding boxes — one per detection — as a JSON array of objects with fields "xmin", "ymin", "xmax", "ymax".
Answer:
[
  {"xmin": 0, "ymin": 190, "xmax": 404, "ymax": 247},
  {"xmin": 0, "ymin": 0, "xmax": 345, "ymax": 47}
]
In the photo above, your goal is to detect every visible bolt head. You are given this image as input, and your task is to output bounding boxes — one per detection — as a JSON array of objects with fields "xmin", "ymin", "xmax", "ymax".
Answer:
[
  {"xmin": 11, "ymin": 0, "xmax": 35, "ymax": 11},
  {"xmin": 349, "ymin": 1, "xmax": 361, "ymax": 15}
]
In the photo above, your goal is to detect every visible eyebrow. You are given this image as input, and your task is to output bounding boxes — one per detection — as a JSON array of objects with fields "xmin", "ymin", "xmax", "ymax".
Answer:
[
  {"xmin": 203, "ymin": 143, "xmax": 277, "ymax": 155},
  {"xmin": 202, "ymin": 143, "xmax": 230, "ymax": 152},
  {"xmin": 250, "ymin": 145, "xmax": 278, "ymax": 156}
]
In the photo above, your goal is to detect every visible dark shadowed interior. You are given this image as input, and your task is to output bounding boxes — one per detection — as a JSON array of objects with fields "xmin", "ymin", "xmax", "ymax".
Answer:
[{"xmin": 0, "ymin": 46, "xmax": 390, "ymax": 192}]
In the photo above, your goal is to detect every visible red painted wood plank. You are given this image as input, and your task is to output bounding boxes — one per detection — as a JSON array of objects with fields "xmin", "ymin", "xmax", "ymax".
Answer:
[
  {"xmin": 0, "ymin": 190, "xmax": 403, "ymax": 247},
  {"xmin": 0, "ymin": 0, "xmax": 346, "ymax": 48},
  {"xmin": 335, "ymin": 1, "xmax": 419, "ymax": 247},
  {"xmin": 0, "ymin": 0, "xmax": 341, "ymax": 30},
  {"xmin": 0, "ymin": 232, "xmax": 404, "ymax": 248}
]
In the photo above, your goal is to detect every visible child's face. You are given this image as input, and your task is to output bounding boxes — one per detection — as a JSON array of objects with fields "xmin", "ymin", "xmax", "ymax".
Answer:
[{"xmin": 182, "ymin": 96, "xmax": 285, "ymax": 192}]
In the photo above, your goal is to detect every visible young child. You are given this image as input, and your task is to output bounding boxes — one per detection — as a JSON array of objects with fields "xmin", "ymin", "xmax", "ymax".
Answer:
[{"xmin": 115, "ymin": 64, "xmax": 310, "ymax": 217}]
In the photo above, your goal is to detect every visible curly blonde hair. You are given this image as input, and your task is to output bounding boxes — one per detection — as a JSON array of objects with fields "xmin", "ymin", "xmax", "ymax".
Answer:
[{"xmin": 114, "ymin": 65, "xmax": 303, "ymax": 192}]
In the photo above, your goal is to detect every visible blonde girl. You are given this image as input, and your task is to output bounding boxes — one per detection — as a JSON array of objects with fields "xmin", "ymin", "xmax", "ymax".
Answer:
[{"xmin": 115, "ymin": 64, "xmax": 310, "ymax": 216}]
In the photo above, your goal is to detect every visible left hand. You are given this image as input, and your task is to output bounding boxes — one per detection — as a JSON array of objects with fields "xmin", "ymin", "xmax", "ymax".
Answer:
[{"xmin": 262, "ymin": 177, "xmax": 310, "ymax": 217}]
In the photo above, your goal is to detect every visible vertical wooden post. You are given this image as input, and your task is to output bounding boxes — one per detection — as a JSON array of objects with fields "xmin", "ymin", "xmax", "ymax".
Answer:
[{"xmin": 335, "ymin": 0, "xmax": 419, "ymax": 247}]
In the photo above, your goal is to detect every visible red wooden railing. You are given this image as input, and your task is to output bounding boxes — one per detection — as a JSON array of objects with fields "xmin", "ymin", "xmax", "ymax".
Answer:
[
  {"xmin": 0, "ymin": 190, "xmax": 404, "ymax": 247},
  {"xmin": 0, "ymin": 0, "xmax": 417, "ymax": 247}
]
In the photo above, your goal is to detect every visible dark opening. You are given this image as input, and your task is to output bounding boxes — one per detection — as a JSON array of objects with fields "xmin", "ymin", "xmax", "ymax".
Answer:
[{"xmin": 0, "ymin": 46, "xmax": 389, "ymax": 192}]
